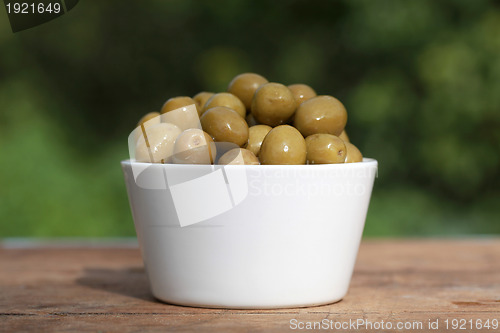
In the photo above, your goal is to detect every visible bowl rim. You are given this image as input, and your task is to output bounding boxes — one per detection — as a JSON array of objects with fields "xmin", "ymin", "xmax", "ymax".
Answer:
[{"xmin": 121, "ymin": 158, "xmax": 377, "ymax": 169}]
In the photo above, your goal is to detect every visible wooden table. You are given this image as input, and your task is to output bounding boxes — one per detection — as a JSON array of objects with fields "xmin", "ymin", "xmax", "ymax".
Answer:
[{"xmin": 1, "ymin": 239, "xmax": 499, "ymax": 332}]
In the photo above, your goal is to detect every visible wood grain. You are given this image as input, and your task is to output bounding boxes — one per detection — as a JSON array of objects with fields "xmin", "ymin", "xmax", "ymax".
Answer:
[{"xmin": 1, "ymin": 239, "xmax": 499, "ymax": 332}]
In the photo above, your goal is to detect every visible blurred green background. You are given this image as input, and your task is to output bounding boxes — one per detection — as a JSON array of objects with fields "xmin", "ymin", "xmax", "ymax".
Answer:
[{"xmin": 1, "ymin": 0, "xmax": 499, "ymax": 237}]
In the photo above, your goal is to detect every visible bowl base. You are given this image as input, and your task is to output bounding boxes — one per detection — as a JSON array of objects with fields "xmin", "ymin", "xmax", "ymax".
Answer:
[{"xmin": 152, "ymin": 295, "xmax": 344, "ymax": 310}]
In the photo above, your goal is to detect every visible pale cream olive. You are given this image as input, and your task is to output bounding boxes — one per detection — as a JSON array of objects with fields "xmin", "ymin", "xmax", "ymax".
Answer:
[
  {"xmin": 193, "ymin": 92, "xmax": 214, "ymax": 115},
  {"xmin": 202, "ymin": 92, "xmax": 246, "ymax": 118},
  {"xmin": 134, "ymin": 111, "xmax": 161, "ymax": 142},
  {"xmin": 339, "ymin": 130, "xmax": 350, "ymax": 143},
  {"xmin": 161, "ymin": 103, "xmax": 200, "ymax": 131},
  {"xmin": 293, "ymin": 95, "xmax": 347, "ymax": 137},
  {"xmin": 259, "ymin": 125, "xmax": 306, "ymax": 165},
  {"xmin": 172, "ymin": 128, "xmax": 216, "ymax": 164},
  {"xmin": 251, "ymin": 83, "xmax": 296, "ymax": 127},
  {"xmin": 161, "ymin": 96, "xmax": 200, "ymax": 116},
  {"xmin": 305, "ymin": 134, "xmax": 346, "ymax": 164},
  {"xmin": 246, "ymin": 124, "xmax": 272, "ymax": 157},
  {"xmin": 137, "ymin": 111, "xmax": 161, "ymax": 127},
  {"xmin": 344, "ymin": 142, "xmax": 363, "ymax": 163},
  {"xmin": 200, "ymin": 106, "xmax": 249, "ymax": 147},
  {"xmin": 218, "ymin": 148, "xmax": 259, "ymax": 165},
  {"xmin": 135, "ymin": 123, "xmax": 182, "ymax": 163},
  {"xmin": 227, "ymin": 73, "xmax": 268, "ymax": 110},
  {"xmin": 288, "ymin": 84, "xmax": 317, "ymax": 109}
]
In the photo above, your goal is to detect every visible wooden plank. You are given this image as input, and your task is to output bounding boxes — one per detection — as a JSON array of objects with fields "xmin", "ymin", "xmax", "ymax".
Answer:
[{"xmin": 1, "ymin": 239, "xmax": 499, "ymax": 332}]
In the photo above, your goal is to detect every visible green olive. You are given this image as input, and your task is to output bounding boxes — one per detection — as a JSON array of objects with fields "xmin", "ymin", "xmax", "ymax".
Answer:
[
  {"xmin": 339, "ymin": 130, "xmax": 349, "ymax": 143},
  {"xmin": 218, "ymin": 148, "xmax": 260, "ymax": 165},
  {"xmin": 251, "ymin": 83, "xmax": 296, "ymax": 127},
  {"xmin": 161, "ymin": 96, "xmax": 200, "ymax": 116},
  {"xmin": 200, "ymin": 106, "xmax": 249, "ymax": 147},
  {"xmin": 293, "ymin": 95, "xmax": 347, "ymax": 137},
  {"xmin": 288, "ymin": 84, "xmax": 317, "ymax": 109},
  {"xmin": 305, "ymin": 134, "xmax": 346, "ymax": 164},
  {"xmin": 227, "ymin": 73, "xmax": 269, "ymax": 110},
  {"xmin": 246, "ymin": 124, "xmax": 272, "ymax": 157},
  {"xmin": 344, "ymin": 142, "xmax": 363, "ymax": 163},
  {"xmin": 202, "ymin": 92, "xmax": 246, "ymax": 118},
  {"xmin": 259, "ymin": 125, "xmax": 306, "ymax": 165},
  {"xmin": 172, "ymin": 128, "xmax": 216, "ymax": 164},
  {"xmin": 135, "ymin": 123, "xmax": 182, "ymax": 163},
  {"xmin": 193, "ymin": 92, "xmax": 214, "ymax": 115}
]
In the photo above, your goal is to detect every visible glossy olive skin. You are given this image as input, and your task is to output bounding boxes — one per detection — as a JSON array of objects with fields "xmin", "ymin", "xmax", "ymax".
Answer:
[
  {"xmin": 135, "ymin": 123, "xmax": 182, "ymax": 163},
  {"xmin": 161, "ymin": 96, "xmax": 200, "ymax": 116},
  {"xmin": 288, "ymin": 84, "xmax": 317, "ymax": 109},
  {"xmin": 193, "ymin": 92, "xmax": 214, "ymax": 115},
  {"xmin": 218, "ymin": 148, "xmax": 259, "ymax": 165},
  {"xmin": 344, "ymin": 142, "xmax": 363, "ymax": 163},
  {"xmin": 200, "ymin": 106, "xmax": 249, "ymax": 147},
  {"xmin": 305, "ymin": 134, "xmax": 346, "ymax": 164},
  {"xmin": 246, "ymin": 124, "xmax": 272, "ymax": 157},
  {"xmin": 293, "ymin": 95, "xmax": 347, "ymax": 137},
  {"xmin": 227, "ymin": 73, "xmax": 268, "ymax": 110},
  {"xmin": 339, "ymin": 130, "xmax": 349, "ymax": 143},
  {"xmin": 202, "ymin": 92, "xmax": 246, "ymax": 118},
  {"xmin": 251, "ymin": 83, "xmax": 296, "ymax": 127},
  {"xmin": 172, "ymin": 129, "xmax": 216, "ymax": 164},
  {"xmin": 259, "ymin": 125, "xmax": 306, "ymax": 165}
]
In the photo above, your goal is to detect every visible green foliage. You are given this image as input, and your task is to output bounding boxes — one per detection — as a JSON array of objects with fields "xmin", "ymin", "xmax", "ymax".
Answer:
[{"xmin": 0, "ymin": 0, "xmax": 499, "ymax": 236}]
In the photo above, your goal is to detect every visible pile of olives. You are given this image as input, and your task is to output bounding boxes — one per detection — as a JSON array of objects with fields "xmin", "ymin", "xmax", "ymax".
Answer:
[{"xmin": 133, "ymin": 73, "xmax": 363, "ymax": 165}]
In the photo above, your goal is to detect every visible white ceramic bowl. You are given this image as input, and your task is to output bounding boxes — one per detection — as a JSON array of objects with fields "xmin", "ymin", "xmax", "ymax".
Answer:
[{"xmin": 121, "ymin": 158, "xmax": 377, "ymax": 309}]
